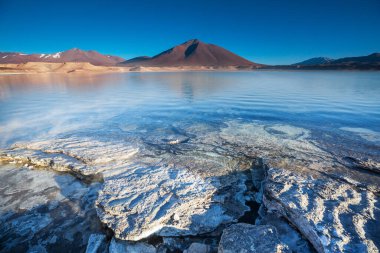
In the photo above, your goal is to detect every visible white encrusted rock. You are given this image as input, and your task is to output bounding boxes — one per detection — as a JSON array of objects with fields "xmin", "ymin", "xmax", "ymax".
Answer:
[
  {"xmin": 96, "ymin": 164, "xmax": 245, "ymax": 240},
  {"xmin": 2, "ymin": 135, "xmax": 249, "ymax": 241},
  {"xmin": 264, "ymin": 168, "xmax": 380, "ymax": 253}
]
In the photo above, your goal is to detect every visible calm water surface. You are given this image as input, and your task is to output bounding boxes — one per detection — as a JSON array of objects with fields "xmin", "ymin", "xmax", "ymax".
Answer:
[{"xmin": 0, "ymin": 71, "xmax": 379, "ymax": 156}]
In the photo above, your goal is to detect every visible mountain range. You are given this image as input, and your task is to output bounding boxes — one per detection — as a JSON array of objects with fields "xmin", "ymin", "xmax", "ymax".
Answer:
[
  {"xmin": 0, "ymin": 40, "xmax": 379, "ymax": 70},
  {"xmin": 0, "ymin": 48, "xmax": 124, "ymax": 66},
  {"xmin": 289, "ymin": 53, "xmax": 380, "ymax": 70},
  {"xmin": 293, "ymin": 57, "xmax": 333, "ymax": 66}
]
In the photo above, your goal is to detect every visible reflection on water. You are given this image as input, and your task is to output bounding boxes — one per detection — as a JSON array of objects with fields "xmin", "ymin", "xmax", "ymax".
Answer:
[{"xmin": 1, "ymin": 71, "xmax": 379, "ymax": 151}]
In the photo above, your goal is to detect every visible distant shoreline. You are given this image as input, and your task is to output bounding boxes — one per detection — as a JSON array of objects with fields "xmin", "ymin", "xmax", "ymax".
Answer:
[{"xmin": 1, "ymin": 62, "xmax": 379, "ymax": 75}]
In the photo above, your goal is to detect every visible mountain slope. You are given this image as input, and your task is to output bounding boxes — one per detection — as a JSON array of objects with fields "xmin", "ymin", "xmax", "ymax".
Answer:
[
  {"xmin": 0, "ymin": 49, "xmax": 125, "ymax": 66},
  {"xmin": 293, "ymin": 57, "xmax": 333, "ymax": 66},
  {"xmin": 121, "ymin": 39, "xmax": 260, "ymax": 67},
  {"xmin": 291, "ymin": 53, "xmax": 380, "ymax": 69},
  {"xmin": 331, "ymin": 53, "xmax": 380, "ymax": 65}
]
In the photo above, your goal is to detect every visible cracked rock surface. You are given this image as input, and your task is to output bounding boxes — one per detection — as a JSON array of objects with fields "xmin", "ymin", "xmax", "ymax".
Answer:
[
  {"xmin": 1, "ymin": 120, "xmax": 379, "ymax": 252},
  {"xmin": 0, "ymin": 122, "xmax": 252, "ymax": 241},
  {"xmin": 0, "ymin": 164, "xmax": 103, "ymax": 253},
  {"xmin": 264, "ymin": 167, "xmax": 379, "ymax": 253}
]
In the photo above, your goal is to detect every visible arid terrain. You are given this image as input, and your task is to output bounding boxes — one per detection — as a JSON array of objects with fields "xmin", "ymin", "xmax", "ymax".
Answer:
[
  {"xmin": 0, "ymin": 62, "xmax": 257, "ymax": 74},
  {"xmin": 1, "ymin": 40, "xmax": 379, "ymax": 74}
]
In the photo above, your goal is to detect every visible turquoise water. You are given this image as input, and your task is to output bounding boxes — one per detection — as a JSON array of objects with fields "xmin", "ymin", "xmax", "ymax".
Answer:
[{"xmin": 0, "ymin": 71, "xmax": 379, "ymax": 159}]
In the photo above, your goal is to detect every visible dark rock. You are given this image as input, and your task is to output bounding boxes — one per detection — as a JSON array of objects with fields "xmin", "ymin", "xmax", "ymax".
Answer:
[{"xmin": 218, "ymin": 223, "xmax": 290, "ymax": 253}]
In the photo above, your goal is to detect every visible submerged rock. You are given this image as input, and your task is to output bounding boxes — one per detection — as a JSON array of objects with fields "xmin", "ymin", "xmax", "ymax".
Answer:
[
  {"xmin": 161, "ymin": 236, "xmax": 218, "ymax": 252},
  {"xmin": 85, "ymin": 234, "xmax": 108, "ymax": 253},
  {"xmin": 218, "ymin": 223, "xmax": 290, "ymax": 253},
  {"xmin": 184, "ymin": 242, "xmax": 211, "ymax": 253},
  {"xmin": 162, "ymin": 237, "xmax": 189, "ymax": 252},
  {"xmin": 109, "ymin": 237, "xmax": 156, "ymax": 253},
  {"xmin": 0, "ymin": 164, "xmax": 103, "ymax": 253},
  {"xmin": 263, "ymin": 168, "xmax": 380, "ymax": 253},
  {"xmin": 256, "ymin": 213, "xmax": 313, "ymax": 253}
]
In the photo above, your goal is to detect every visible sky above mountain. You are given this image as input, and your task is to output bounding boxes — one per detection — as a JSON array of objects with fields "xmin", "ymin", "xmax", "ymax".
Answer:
[{"xmin": 0, "ymin": 0, "xmax": 379, "ymax": 65}]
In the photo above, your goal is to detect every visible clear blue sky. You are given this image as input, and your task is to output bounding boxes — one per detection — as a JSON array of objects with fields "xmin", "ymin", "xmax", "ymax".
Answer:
[{"xmin": 0, "ymin": 0, "xmax": 379, "ymax": 64}]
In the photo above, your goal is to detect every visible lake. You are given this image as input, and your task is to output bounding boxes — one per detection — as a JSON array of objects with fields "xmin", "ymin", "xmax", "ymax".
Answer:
[
  {"xmin": 1, "ymin": 71, "xmax": 380, "ymax": 148},
  {"xmin": 0, "ymin": 71, "xmax": 379, "ymax": 252}
]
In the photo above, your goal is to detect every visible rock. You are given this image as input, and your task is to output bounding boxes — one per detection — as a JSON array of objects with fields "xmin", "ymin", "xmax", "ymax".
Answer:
[
  {"xmin": 251, "ymin": 158, "xmax": 267, "ymax": 191},
  {"xmin": 256, "ymin": 213, "xmax": 313, "ymax": 253},
  {"xmin": 251, "ymin": 158, "xmax": 268, "ymax": 203},
  {"xmin": 161, "ymin": 237, "xmax": 218, "ymax": 252},
  {"xmin": 219, "ymin": 122, "xmax": 326, "ymax": 170},
  {"xmin": 109, "ymin": 237, "xmax": 156, "ymax": 253},
  {"xmin": 167, "ymin": 137, "xmax": 190, "ymax": 145},
  {"xmin": 27, "ymin": 245, "xmax": 48, "ymax": 253},
  {"xmin": 162, "ymin": 237, "xmax": 187, "ymax": 251},
  {"xmin": 264, "ymin": 168, "xmax": 380, "ymax": 253},
  {"xmin": 2, "ymin": 137, "xmax": 249, "ymax": 241},
  {"xmin": 0, "ymin": 163, "xmax": 103, "ymax": 253},
  {"xmin": 4, "ymin": 120, "xmax": 378, "ymax": 251},
  {"xmin": 96, "ymin": 164, "xmax": 237, "ymax": 240},
  {"xmin": 85, "ymin": 234, "xmax": 108, "ymax": 253},
  {"xmin": 218, "ymin": 223, "xmax": 290, "ymax": 253},
  {"xmin": 156, "ymin": 244, "xmax": 169, "ymax": 253},
  {"xmin": 340, "ymin": 127, "xmax": 380, "ymax": 143},
  {"xmin": 342, "ymin": 156, "xmax": 380, "ymax": 174},
  {"xmin": 184, "ymin": 242, "xmax": 211, "ymax": 253}
]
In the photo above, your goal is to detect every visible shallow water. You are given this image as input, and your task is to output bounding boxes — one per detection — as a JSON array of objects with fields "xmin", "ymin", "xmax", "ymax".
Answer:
[
  {"xmin": 0, "ymin": 71, "xmax": 379, "ymax": 251},
  {"xmin": 0, "ymin": 164, "xmax": 103, "ymax": 253},
  {"xmin": 1, "ymin": 71, "xmax": 379, "ymax": 149}
]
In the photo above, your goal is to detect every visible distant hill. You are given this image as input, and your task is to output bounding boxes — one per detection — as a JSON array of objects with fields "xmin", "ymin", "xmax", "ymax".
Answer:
[
  {"xmin": 291, "ymin": 53, "xmax": 380, "ymax": 69},
  {"xmin": 293, "ymin": 57, "xmax": 333, "ymax": 66},
  {"xmin": 1, "ymin": 44, "xmax": 379, "ymax": 70},
  {"xmin": 0, "ymin": 48, "xmax": 125, "ymax": 66},
  {"xmin": 331, "ymin": 53, "xmax": 380, "ymax": 65},
  {"xmin": 121, "ymin": 39, "xmax": 260, "ymax": 67}
]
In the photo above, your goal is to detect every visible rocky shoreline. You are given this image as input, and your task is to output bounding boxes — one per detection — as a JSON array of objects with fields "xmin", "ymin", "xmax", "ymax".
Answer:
[
  {"xmin": 0, "ymin": 154, "xmax": 309, "ymax": 253},
  {"xmin": 0, "ymin": 121, "xmax": 379, "ymax": 253}
]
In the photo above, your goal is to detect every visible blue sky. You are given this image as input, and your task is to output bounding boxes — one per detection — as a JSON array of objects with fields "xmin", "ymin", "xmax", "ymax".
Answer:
[{"xmin": 0, "ymin": 0, "xmax": 379, "ymax": 64}]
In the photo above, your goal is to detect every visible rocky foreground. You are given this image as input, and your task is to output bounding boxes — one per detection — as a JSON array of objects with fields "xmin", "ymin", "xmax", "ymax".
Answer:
[{"xmin": 0, "ymin": 121, "xmax": 379, "ymax": 252}]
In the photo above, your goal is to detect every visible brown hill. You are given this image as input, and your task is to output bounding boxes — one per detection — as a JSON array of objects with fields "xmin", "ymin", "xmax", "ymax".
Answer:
[
  {"xmin": 0, "ymin": 49, "xmax": 125, "ymax": 66},
  {"xmin": 121, "ymin": 39, "xmax": 260, "ymax": 67},
  {"xmin": 0, "ymin": 62, "xmax": 128, "ymax": 73}
]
